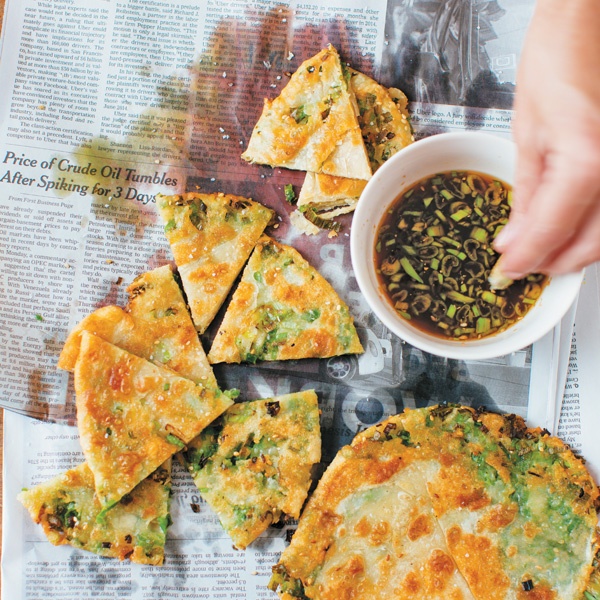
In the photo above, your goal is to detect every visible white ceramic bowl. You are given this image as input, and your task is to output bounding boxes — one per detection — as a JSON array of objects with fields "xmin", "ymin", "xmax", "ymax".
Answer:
[{"xmin": 351, "ymin": 131, "xmax": 583, "ymax": 360}]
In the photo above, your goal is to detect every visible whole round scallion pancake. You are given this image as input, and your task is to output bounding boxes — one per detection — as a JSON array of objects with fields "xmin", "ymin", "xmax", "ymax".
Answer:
[{"xmin": 270, "ymin": 404, "xmax": 600, "ymax": 600}]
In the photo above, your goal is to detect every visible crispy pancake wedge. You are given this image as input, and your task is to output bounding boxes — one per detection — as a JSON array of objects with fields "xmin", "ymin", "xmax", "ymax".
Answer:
[
  {"xmin": 296, "ymin": 172, "xmax": 364, "ymax": 220},
  {"xmin": 19, "ymin": 461, "xmax": 171, "ymax": 565},
  {"xmin": 270, "ymin": 405, "xmax": 599, "ymax": 600},
  {"xmin": 242, "ymin": 46, "xmax": 372, "ymax": 180},
  {"xmin": 74, "ymin": 331, "xmax": 232, "ymax": 506},
  {"xmin": 356, "ymin": 77, "xmax": 413, "ymax": 173},
  {"xmin": 157, "ymin": 192, "xmax": 274, "ymax": 333},
  {"xmin": 183, "ymin": 390, "xmax": 321, "ymax": 549},
  {"xmin": 296, "ymin": 70, "xmax": 413, "ymax": 221},
  {"xmin": 58, "ymin": 264, "xmax": 215, "ymax": 386},
  {"xmin": 208, "ymin": 236, "xmax": 363, "ymax": 364}
]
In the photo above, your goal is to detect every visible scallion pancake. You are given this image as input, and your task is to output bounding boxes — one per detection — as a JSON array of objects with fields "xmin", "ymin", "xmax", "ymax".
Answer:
[
  {"xmin": 74, "ymin": 331, "xmax": 232, "ymax": 506},
  {"xmin": 157, "ymin": 192, "xmax": 273, "ymax": 333},
  {"xmin": 183, "ymin": 390, "xmax": 321, "ymax": 549},
  {"xmin": 59, "ymin": 264, "xmax": 216, "ymax": 386},
  {"xmin": 208, "ymin": 236, "xmax": 363, "ymax": 364},
  {"xmin": 270, "ymin": 405, "xmax": 599, "ymax": 599},
  {"xmin": 19, "ymin": 461, "xmax": 171, "ymax": 565}
]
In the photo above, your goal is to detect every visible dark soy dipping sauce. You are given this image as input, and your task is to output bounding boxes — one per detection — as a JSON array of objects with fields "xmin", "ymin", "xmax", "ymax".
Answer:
[{"xmin": 374, "ymin": 170, "xmax": 548, "ymax": 341}]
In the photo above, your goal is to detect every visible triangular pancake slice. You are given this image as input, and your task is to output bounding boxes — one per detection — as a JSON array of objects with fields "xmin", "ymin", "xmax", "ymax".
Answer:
[
  {"xmin": 207, "ymin": 236, "xmax": 363, "ymax": 364},
  {"xmin": 183, "ymin": 390, "xmax": 321, "ymax": 549},
  {"xmin": 296, "ymin": 70, "xmax": 414, "ymax": 220},
  {"xmin": 355, "ymin": 74, "xmax": 413, "ymax": 173},
  {"xmin": 18, "ymin": 461, "xmax": 171, "ymax": 565},
  {"xmin": 58, "ymin": 264, "xmax": 216, "ymax": 386},
  {"xmin": 297, "ymin": 172, "xmax": 365, "ymax": 220},
  {"xmin": 242, "ymin": 46, "xmax": 372, "ymax": 180},
  {"xmin": 74, "ymin": 331, "xmax": 232, "ymax": 506},
  {"xmin": 157, "ymin": 192, "xmax": 274, "ymax": 333}
]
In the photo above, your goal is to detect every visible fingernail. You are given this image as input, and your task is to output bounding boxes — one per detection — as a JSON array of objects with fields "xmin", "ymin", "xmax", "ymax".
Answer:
[
  {"xmin": 501, "ymin": 269, "xmax": 526, "ymax": 280},
  {"xmin": 492, "ymin": 256, "xmax": 525, "ymax": 281},
  {"xmin": 493, "ymin": 224, "xmax": 515, "ymax": 251}
]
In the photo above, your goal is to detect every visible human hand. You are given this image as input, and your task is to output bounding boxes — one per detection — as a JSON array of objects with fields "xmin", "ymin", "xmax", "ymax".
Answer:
[{"xmin": 493, "ymin": 0, "xmax": 600, "ymax": 277}]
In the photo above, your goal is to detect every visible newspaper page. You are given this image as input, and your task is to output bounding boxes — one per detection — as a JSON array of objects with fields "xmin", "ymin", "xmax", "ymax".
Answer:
[
  {"xmin": 0, "ymin": 0, "xmax": 545, "ymax": 424},
  {"xmin": 555, "ymin": 263, "xmax": 600, "ymax": 482},
  {"xmin": 1, "ymin": 0, "xmax": 585, "ymax": 598},
  {"xmin": 3, "ymin": 410, "xmax": 292, "ymax": 600}
]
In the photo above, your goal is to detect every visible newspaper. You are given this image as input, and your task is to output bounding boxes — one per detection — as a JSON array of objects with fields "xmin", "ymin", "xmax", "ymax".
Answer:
[
  {"xmin": 1, "ymin": 0, "xmax": 596, "ymax": 598},
  {"xmin": 555, "ymin": 264, "xmax": 600, "ymax": 483}
]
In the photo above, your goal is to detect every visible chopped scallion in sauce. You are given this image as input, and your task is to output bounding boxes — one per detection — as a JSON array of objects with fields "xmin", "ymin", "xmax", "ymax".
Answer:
[{"xmin": 374, "ymin": 170, "xmax": 547, "ymax": 341}]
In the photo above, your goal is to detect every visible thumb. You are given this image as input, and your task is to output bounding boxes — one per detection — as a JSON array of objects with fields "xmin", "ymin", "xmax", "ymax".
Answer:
[{"xmin": 494, "ymin": 135, "xmax": 543, "ymax": 254}]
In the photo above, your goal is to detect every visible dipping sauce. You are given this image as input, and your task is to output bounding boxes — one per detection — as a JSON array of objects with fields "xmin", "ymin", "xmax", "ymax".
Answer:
[{"xmin": 374, "ymin": 170, "xmax": 547, "ymax": 341}]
